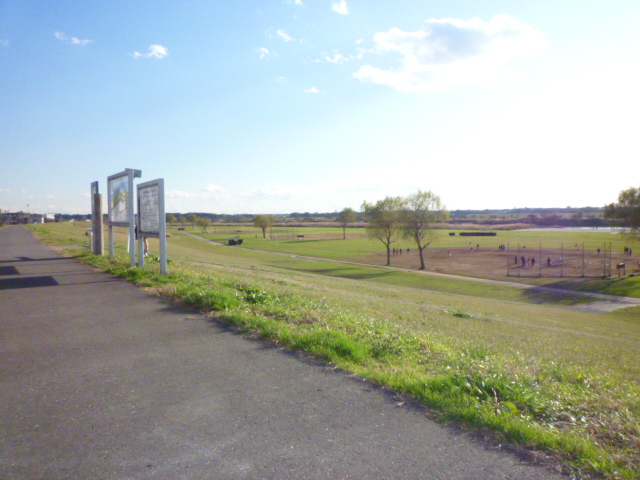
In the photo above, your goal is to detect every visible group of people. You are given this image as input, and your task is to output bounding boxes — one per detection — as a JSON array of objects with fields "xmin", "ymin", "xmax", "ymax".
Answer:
[
  {"xmin": 498, "ymin": 244, "xmax": 507, "ymax": 251},
  {"xmin": 392, "ymin": 247, "xmax": 409, "ymax": 256},
  {"xmin": 624, "ymin": 247, "xmax": 634, "ymax": 256},
  {"xmin": 515, "ymin": 255, "xmax": 536, "ymax": 267}
]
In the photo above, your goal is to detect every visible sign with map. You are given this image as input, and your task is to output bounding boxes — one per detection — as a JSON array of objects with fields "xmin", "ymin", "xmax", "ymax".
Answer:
[{"xmin": 108, "ymin": 175, "xmax": 129, "ymax": 224}]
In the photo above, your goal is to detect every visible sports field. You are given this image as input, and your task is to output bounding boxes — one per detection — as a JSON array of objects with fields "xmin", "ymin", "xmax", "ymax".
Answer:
[{"xmin": 197, "ymin": 225, "xmax": 640, "ymax": 283}]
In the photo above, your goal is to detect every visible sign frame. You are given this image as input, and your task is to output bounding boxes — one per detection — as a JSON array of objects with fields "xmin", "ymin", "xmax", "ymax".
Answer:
[
  {"xmin": 107, "ymin": 168, "xmax": 141, "ymax": 266},
  {"xmin": 136, "ymin": 178, "xmax": 167, "ymax": 274}
]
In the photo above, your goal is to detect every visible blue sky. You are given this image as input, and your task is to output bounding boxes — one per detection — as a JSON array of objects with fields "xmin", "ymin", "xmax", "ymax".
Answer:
[{"xmin": 1, "ymin": 0, "xmax": 639, "ymax": 215}]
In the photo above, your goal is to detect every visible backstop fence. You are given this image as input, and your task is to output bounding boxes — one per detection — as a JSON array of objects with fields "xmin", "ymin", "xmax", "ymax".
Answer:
[{"xmin": 505, "ymin": 242, "xmax": 630, "ymax": 278}]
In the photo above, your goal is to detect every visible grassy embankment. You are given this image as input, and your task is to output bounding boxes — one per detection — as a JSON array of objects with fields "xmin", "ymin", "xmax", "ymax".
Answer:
[
  {"xmin": 29, "ymin": 222, "xmax": 640, "ymax": 479},
  {"xmin": 198, "ymin": 225, "xmax": 640, "ymax": 298}
]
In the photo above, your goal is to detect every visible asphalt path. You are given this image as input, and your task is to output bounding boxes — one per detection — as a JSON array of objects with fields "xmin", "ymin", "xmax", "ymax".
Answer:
[{"xmin": 0, "ymin": 226, "xmax": 567, "ymax": 479}]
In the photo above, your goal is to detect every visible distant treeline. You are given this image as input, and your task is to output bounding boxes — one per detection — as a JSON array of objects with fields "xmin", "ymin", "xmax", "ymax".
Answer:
[{"xmin": 169, "ymin": 207, "xmax": 608, "ymax": 228}]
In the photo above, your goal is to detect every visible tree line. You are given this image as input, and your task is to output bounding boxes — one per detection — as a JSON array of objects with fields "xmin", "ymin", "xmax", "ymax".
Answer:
[{"xmin": 604, "ymin": 186, "xmax": 640, "ymax": 237}]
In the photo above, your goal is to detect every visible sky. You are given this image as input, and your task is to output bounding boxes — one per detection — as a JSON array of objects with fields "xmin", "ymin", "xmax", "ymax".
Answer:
[{"xmin": 1, "ymin": 0, "xmax": 639, "ymax": 215}]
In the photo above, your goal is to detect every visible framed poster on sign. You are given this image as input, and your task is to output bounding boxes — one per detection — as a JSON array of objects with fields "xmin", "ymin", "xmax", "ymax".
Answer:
[
  {"xmin": 107, "ymin": 168, "xmax": 141, "ymax": 265},
  {"xmin": 108, "ymin": 174, "xmax": 129, "ymax": 225}
]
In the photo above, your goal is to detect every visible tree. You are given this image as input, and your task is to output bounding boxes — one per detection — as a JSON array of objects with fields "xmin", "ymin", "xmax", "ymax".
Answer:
[
  {"xmin": 253, "ymin": 214, "xmax": 274, "ymax": 238},
  {"xmin": 362, "ymin": 196, "xmax": 403, "ymax": 266},
  {"xmin": 196, "ymin": 217, "xmax": 211, "ymax": 233},
  {"xmin": 400, "ymin": 190, "xmax": 449, "ymax": 270},
  {"xmin": 605, "ymin": 186, "xmax": 640, "ymax": 237},
  {"xmin": 166, "ymin": 214, "xmax": 176, "ymax": 226},
  {"xmin": 187, "ymin": 214, "xmax": 198, "ymax": 228},
  {"xmin": 336, "ymin": 207, "xmax": 357, "ymax": 239},
  {"xmin": 177, "ymin": 215, "xmax": 187, "ymax": 227}
]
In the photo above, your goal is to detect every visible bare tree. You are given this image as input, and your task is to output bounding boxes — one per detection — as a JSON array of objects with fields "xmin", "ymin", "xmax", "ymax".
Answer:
[
  {"xmin": 401, "ymin": 190, "xmax": 449, "ymax": 270},
  {"xmin": 362, "ymin": 196, "xmax": 402, "ymax": 266},
  {"xmin": 336, "ymin": 207, "xmax": 358, "ymax": 239}
]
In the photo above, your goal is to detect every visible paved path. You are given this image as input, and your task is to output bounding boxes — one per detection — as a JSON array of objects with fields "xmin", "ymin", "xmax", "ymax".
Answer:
[
  {"xmin": 0, "ymin": 226, "xmax": 566, "ymax": 479},
  {"xmin": 185, "ymin": 231, "xmax": 640, "ymax": 313}
]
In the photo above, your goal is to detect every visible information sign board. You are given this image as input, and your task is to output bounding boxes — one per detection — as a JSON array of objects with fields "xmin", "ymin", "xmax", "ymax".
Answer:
[
  {"xmin": 106, "ymin": 168, "xmax": 141, "ymax": 265},
  {"xmin": 136, "ymin": 178, "xmax": 167, "ymax": 274},
  {"xmin": 139, "ymin": 184, "xmax": 160, "ymax": 234},
  {"xmin": 108, "ymin": 174, "xmax": 129, "ymax": 225}
]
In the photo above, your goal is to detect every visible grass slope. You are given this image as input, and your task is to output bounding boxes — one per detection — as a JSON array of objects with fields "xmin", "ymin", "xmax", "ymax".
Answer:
[{"xmin": 29, "ymin": 223, "xmax": 640, "ymax": 479}]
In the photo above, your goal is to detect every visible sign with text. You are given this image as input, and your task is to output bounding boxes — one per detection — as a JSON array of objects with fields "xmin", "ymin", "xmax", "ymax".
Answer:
[
  {"xmin": 137, "ymin": 178, "xmax": 167, "ymax": 274},
  {"xmin": 139, "ymin": 183, "xmax": 160, "ymax": 234}
]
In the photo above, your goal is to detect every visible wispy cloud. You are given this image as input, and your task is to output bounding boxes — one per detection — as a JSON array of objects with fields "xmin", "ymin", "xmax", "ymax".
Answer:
[
  {"xmin": 353, "ymin": 15, "xmax": 548, "ymax": 93},
  {"xmin": 54, "ymin": 31, "xmax": 93, "ymax": 46},
  {"xmin": 304, "ymin": 86, "xmax": 320, "ymax": 94},
  {"xmin": 167, "ymin": 190, "xmax": 194, "ymax": 198},
  {"xmin": 287, "ymin": 0, "xmax": 303, "ymax": 5},
  {"xmin": 203, "ymin": 184, "xmax": 226, "ymax": 193},
  {"xmin": 325, "ymin": 53, "xmax": 346, "ymax": 64},
  {"xmin": 132, "ymin": 44, "xmax": 169, "ymax": 59},
  {"xmin": 331, "ymin": 0, "xmax": 349, "ymax": 15},
  {"xmin": 240, "ymin": 184, "xmax": 321, "ymax": 198},
  {"xmin": 277, "ymin": 29, "xmax": 295, "ymax": 42},
  {"xmin": 257, "ymin": 47, "xmax": 271, "ymax": 59}
]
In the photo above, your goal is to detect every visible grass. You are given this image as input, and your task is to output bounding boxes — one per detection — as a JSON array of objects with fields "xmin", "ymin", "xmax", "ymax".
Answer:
[
  {"xmin": 28, "ymin": 223, "xmax": 640, "ymax": 479},
  {"xmin": 182, "ymin": 226, "xmax": 640, "ymax": 296}
]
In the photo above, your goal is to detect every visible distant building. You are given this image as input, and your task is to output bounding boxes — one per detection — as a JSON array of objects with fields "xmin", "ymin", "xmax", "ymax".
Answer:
[{"xmin": 0, "ymin": 211, "xmax": 47, "ymax": 224}]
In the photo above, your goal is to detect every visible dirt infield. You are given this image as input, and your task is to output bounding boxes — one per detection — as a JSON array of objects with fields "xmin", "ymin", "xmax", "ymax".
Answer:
[{"xmin": 362, "ymin": 246, "xmax": 640, "ymax": 279}]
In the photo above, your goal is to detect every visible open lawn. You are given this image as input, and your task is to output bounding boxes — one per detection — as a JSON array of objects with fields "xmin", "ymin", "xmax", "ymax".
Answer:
[
  {"xmin": 189, "ymin": 225, "xmax": 640, "ymax": 297},
  {"xmin": 28, "ymin": 222, "xmax": 640, "ymax": 479}
]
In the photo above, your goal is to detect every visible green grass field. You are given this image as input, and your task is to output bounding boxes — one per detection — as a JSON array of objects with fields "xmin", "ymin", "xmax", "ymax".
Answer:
[{"xmin": 27, "ymin": 222, "xmax": 640, "ymax": 479}]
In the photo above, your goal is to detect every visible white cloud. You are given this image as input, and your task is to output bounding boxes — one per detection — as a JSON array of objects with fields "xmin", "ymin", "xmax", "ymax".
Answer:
[
  {"xmin": 257, "ymin": 47, "xmax": 271, "ymax": 59},
  {"xmin": 353, "ymin": 15, "xmax": 548, "ymax": 93},
  {"xmin": 331, "ymin": 0, "xmax": 349, "ymax": 15},
  {"xmin": 54, "ymin": 31, "xmax": 93, "ymax": 46},
  {"xmin": 167, "ymin": 190, "xmax": 194, "ymax": 198},
  {"xmin": 325, "ymin": 52, "xmax": 347, "ymax": 64},
  {"xmin": 277, "ymin": 29, "xmax": 295, "ymax": 42},
  {"xmin": 304, "ymin": 86, "xmax": 320, "ymax": 93},
  {"xmin": 203, "ymin": 184, "xmax": 226, "ymax": 193},
  {"xmin": 132, "ymin": 44, "xmax": 169, "ymax": 60},
  {"xmin": 241, "ymin": 185, "xmax": 323, "ymax": 199}
]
